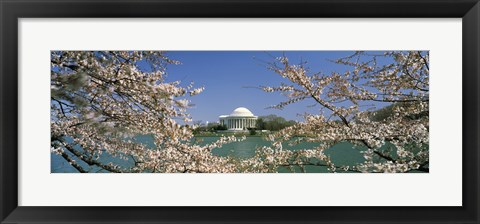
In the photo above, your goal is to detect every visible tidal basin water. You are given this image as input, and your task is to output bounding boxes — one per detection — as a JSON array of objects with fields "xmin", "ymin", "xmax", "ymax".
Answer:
[
  {"xmin": 199, "ymin": 136, "xmax": 365, "ymax": 172},
  {"xmin": 51, "ymin": 136, "xmax": 366, "ymax": 173}
]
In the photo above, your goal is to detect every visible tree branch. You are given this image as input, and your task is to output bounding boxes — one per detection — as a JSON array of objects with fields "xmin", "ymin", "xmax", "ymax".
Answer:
[
  {"xmin": 52, "ymin": 136, "xmax": 124, "ymax": 173},
  {"xmin": 59, "ymin": 151, "xmax": 87, "ymax": 173}
]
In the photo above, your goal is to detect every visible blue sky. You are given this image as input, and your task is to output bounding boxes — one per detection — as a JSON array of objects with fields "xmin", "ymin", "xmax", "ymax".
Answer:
[{"xmin": 160, "ymin": 51, "xmax": 376, "ymax": 124}]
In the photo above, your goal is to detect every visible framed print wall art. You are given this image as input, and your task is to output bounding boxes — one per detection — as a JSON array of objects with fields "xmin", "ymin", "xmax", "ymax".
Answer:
[{"xmin": 1, "ymin": 0, "xmax": 479, "ymax": 223}]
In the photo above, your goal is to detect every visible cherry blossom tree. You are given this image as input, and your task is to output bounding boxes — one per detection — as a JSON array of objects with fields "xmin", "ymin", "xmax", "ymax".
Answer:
[
  {"xmin": 50, "ymin": 51, "xmax": 243, "ymax": 173},
  {"xmin": 254, "ymin": 51, "xmax": 429, "ymax": 173},
  {"xmin": 51, "ymin": 51, "xmax": 428, "ymax": 173}
]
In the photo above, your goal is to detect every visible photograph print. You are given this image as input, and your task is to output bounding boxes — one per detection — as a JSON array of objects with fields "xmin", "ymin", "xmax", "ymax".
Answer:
[{"xmin": 51, "ymin": 51, "xmax": 429, "ymax": 173}]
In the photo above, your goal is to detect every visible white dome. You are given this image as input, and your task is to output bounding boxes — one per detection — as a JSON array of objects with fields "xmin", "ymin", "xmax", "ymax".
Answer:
[{"xmin": 230, "ymin": 107, "xmax": 254, "ymax": 117}]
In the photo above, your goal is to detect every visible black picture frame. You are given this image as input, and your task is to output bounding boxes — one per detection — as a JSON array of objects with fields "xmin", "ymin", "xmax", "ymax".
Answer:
[{"xmin": 1, "ymin": 0, "xmax": 479, "ymax": 223}]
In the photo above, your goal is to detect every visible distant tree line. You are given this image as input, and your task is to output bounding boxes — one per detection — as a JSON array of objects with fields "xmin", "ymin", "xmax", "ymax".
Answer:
[
  {"xmin": 192, "ymin": 122, "xmax": 227, "ymax": 134},
  {"xmin": 368, "ymin": 102, "xmax": 429, "ymax": 122},
  {"xmin": 255, "ymin": 114, "xmax": 296, "ymax": 131}
]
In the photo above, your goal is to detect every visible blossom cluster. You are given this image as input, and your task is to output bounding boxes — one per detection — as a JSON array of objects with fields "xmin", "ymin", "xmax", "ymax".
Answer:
[
  {"xmin": 259, "ymin": 51, "xmax": 429, "ymax": 173},
  {"xmin": 51, "ymin": 51, "xmax": 241, "ymax": 173}
]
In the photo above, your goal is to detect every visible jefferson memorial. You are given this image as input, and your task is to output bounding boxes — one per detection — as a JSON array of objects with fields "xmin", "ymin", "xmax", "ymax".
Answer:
[{"xmin": 219, "ymin": 107, "xmax": 258, "ymax": 131}]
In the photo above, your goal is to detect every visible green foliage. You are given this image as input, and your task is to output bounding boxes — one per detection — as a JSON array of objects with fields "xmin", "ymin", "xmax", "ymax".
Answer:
[
  {"xmin": 370, "ymin": 102, "xmax": 428, "ymax": 122},
  {"xmin": 193, "ymin": 123, "xmax": 227, "ymax": 134},
  {"xmin": 212, "ymin": 124, "xmax": 228, "ymax": 131},
  {"xmin": 370, "ymin": 104, "xmax": 395, "ymax": 122},
  {"xmin": 256, "ymin": 114, "xmax": 296, "ymax": 131}
]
